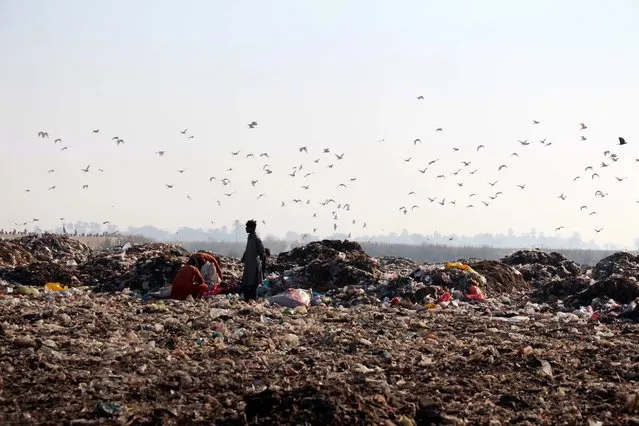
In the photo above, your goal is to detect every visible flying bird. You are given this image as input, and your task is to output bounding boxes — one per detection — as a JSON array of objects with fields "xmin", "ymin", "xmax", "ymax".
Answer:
[
  {"xmin": 417, "ymin": 95, "xmax": 424, "ymax": 100},
  {"xmin": 299, "ymin": 146, "xmax": 308, "ymax": 153},
  {"xmin": 435, "ymin": 128, "xmax": 443, "ymax": 132},
  {"xmin": 555, "ymin": 226, "xmax": 564, "ymax": 232},
  {"xmin": 615, "ymin": 176, "xmax": 627, "ymax": 182},
  {"xmin": 498, "ymin": 164, "xmax": 507, "ymax": 171},
  {"xmin": 532, "ymin": 120, "xmax": 540, "ymax": 124},
  {"xmin": 579, "ymin": 123, "xmax": 587, "ymax": 130},
  {"xmin": 180, "ymin": 129, "xmax": 188, "ymax": 134},
  {"xmin": 335, "ymin": 153, "xmax": 344, "ymax": 160},
  {"xmin": 404, "ymin": 157, "xmax": 413, "ymax": 162},
  {"xmin": 594, "ymin": 228, "xmax": 603, "ymax": 233},
  {"xmin": 618, "ymin": 137, "xmax": 627, "ymax": 145},
  {"xmin": 155, "ymin": 151, "xmax": 165, "ymax": 156},
  {"xmin": 165, "ymin": 184, "xmax": 174, "ymax": 189},
  {"xmin": 477, "ymin": 145, "xmax": 485, "ymax": 151},
  {"xmin": 517, "ymin": 184, "xmax": 526, "ymax": 190},
  {"xmin": 573, "ymin": 176, "xmax": 582, "ymax": 181},
  {"xmin": 488, "ymin": 181, "xmax": 498, "ymax": 186},
  {"xmin": 231, "ymin": 151, "xmax": 240, "ymax": 156},
  {"xmin": 580, "ymin": 135, "xmax": 587, "ymax": 141},
  {"xmin": 414, "ymin": 139, "xmax": 421, "ymax": 145},
  {"xmin": 558, "ymin": 194, "xmax": 567, "ymax": 200},
  {"xmin": 81, "ymin": 165, "xmax": 90, "ymax": 173}
]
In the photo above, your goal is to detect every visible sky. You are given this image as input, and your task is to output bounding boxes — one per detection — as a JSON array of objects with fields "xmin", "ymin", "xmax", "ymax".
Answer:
[{"xmin": 1, "ymin": 0, "xmax": 639, "ymax": 247}]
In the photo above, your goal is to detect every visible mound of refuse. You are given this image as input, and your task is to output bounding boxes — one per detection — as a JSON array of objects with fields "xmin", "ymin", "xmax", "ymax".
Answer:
[
  {"xmin": 534, "ymin": 276, "xmax": 594, "ymax": 301},
  {"xmin": 465, "ymin": 260, "xmax": 529, "ymax": 294},
  {"xmin": 0, "ymin": 240, "xmax": 34, "ymax": 267},
  {"xmin": 501, "ymin": 249, "xmax": 581, "ymax": 285},
  {"xmin": 0, "ymin": 262, "xmax": 82, "ymax": 287},
  {"xmin": 92, "ymin": 243, "xmax": 191, "ymax": 293},
  {"xmin": 567, "ymin": 276, "xmax": 639, "ymax": 306},
  {"xmin": 10, "ymin": 233, "xmax": 91, "ymax": 265},
  {"xmin": 272, "ymin": 240, "xmax": 380, "ymax": 292},
  {"xmin": 593, "ymin": 252, "xmax": 639, "ymax": 281}
]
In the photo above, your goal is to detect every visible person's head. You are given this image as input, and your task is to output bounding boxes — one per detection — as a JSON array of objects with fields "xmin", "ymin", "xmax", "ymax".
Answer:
[
  {"xmin": 245, "ymin": 220, "xmax": 257, "ymax": 234},
  {"xmin": 265, "ymin": 248, "xmax": 271, "ymax": 257},
  {"xmin": 187, "ymin": 257, "xmax": 198, "ymax": 267}
]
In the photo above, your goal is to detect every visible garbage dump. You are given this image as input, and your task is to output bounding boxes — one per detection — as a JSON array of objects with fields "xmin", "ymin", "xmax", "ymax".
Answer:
[
  {"xmin": 501, "ymin": 249, "xmax": 581, "ymax": 285},
  {"xmin": 1, "ymin": 234, "xmax": 639, "ymax": 424}
]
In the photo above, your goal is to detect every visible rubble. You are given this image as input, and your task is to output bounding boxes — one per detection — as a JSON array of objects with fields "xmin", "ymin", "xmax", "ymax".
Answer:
[{"xmin": 501, "ymin": 249, "xmax": 581, "ymax": 285}]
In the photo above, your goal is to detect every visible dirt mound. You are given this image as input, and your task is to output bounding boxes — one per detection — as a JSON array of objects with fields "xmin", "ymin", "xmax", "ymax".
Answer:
[
  {"xmin": 568, "ymin": 276, "xmax": 639, "ymax": 305},
  {"xmin": 501, "ymin": 250, "xmax": 581, "ymax": 285},
  {"xmin": 92, "ymin": 243, "xmax": 190, "ymax": 292},
  {"xmin": 466, "ymin": 260, "xmax": 530, "ymax": 294},
  {"xmin": 593, "ymin": 252, "xmax": 639, "ymax": 281},
  {"xmin": 0, "ymin": 262, "xmax": 82, "ymax": 287}
]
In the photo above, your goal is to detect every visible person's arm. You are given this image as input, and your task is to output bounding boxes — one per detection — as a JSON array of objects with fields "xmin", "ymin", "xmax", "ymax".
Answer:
[
  {"xmin": 211, "ymin": 257, "xmax": 223, "ymax": 281},
  {"xmin": 192, "ymin": 266, "xmax": 204, "ymax": 285}
]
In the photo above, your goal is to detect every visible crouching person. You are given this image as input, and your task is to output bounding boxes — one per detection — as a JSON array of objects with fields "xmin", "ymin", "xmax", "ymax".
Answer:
[{"xmin": 170, "ymin": 257, "xmax": 209, "ymax": 300}]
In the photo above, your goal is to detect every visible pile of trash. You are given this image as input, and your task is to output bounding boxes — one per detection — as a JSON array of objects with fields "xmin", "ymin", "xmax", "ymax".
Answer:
[
  {"xmin": 0, "ymin": 239, "xmax": 34, "ymax": 267},
  {"xmin": 6, "ymin": 233, "xmax": 91, "ymax": 265},
  {"xmin": 91, "ymin": 243, "xmax": 191, "ymax": 293},
  {"xmin": 501, "ymin": 249, "xmax": 581, "ymax": 285},
  {"xmin": 592, "ymin": 252, "xmax": 639, "ymax": 281},
  {"xmin": 271, "ymin": 240, "xmax": 380, "ymax": 292}
]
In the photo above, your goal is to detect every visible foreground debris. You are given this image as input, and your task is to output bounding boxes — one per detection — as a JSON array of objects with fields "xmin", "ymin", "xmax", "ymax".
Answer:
[{"xmin": 1, "ymin": 291, "xmax": 638, "ymax": 425}]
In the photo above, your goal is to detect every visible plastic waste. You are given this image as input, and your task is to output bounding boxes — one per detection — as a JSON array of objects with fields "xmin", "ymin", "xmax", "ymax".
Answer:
[
  {"xmin": 44, "ymin": 282, "xmax": 68, "ymax": 292},
  {"xmin": 267, "ymin": 288, "xmax": 311, "ymax": 308},
  {"xmin": 437, "ymin": 292, "xmax": 452, "ymax": 303},
  {"xmin": 466, "ymin": 285, "xmax": 486, "ymax": 301},
  {"xmin": 17, "ymin": 286, "xmax": 39, "ymax": 296}
]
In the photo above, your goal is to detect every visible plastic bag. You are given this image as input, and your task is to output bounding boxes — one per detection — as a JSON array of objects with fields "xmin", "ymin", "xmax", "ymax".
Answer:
[
  {"xmin": 44, "ymin": 282, "xmax": 68, "ymax": 292},
  {"xmin": 267, "ymin": 288, "xmax": 311, "ymax": 308}
]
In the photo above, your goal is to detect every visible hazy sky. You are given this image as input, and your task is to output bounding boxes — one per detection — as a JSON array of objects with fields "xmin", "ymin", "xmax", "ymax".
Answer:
[{"xmin": 1, "ymin": 1, "xmax": 639, "ymax": 247}]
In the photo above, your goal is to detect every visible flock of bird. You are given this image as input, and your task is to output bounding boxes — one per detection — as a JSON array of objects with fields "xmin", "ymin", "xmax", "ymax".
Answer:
[{"xmin": 14, "ymin": 104, "xmax": 636, "ymax": 242}]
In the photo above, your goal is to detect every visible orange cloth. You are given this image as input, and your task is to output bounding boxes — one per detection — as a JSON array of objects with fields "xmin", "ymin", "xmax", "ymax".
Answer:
[
  {"xmin": 191, "ymin": 252, "xmax": 223, "ymax": 281},
  {"xmin": 170, "ymin": 265, "xmax": 207, "ymax": 300}
]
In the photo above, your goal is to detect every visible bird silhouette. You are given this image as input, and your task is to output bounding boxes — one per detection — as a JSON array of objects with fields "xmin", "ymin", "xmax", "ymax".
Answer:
[
  {"xmin": 558, "ymin": 194, "xmax": 567, "ymax": 200},
  {"xmin": 299, "ymin": 146, "xmax": 308, "ymax": 153},
  {"xmin": 435, "ymin": 128, "xmax": 443, "ymax": 132},
  {"xmin": 619, "ymin": 137, "xmax": 627, "ymax": 145},
  {"xmin": 404, "ymin": 157, "xmax": 412, "ymax": 162},
  {"xmin": 81, "ymin": 165, "xmax": 90, "ymax": 173},
  {"xmin": 532, "ymin": 120, "xmax": 540, "ymax": 124},
  {"xmin": 555, "ymin": 226, "xmax": 564, "ymax": 232},
  {"xmin": 414, "ymin": 139, "xmax": 421, "ymax": 145},
  {"xmin": 156, "ymin": 151, "xmax": 165, "ymax": 157},
  {"xmin": 417, "ymin": 95, "xmax": 424, "ymax": 100},
  {"xmin": 488, "ymin": 181, "xmax": 498, "ymax": 187},
  {"xmin": 165, "ymin": 184, "xmax": 174, "ymax": 189},
  {"xmin": 498, "ymin": 165, "xmax": 507, "ymax": 171},
  {"xmin": 477, "ymin": 145, "xmax": 485, "ymax": 151},
  {"xmin": 93, "ymin": 129, "xmax": 99, "ymax": 134},
  {"xmin": 180, "ymin": 129, "xmax": 188, "ymax": 134},
  {"xmin": 335, "ymin": 153, "xmax": 344, "ymax": 160},
  {"xmin": 517, "ymin": 184, "xmax": 526, "ymax": 190}
]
